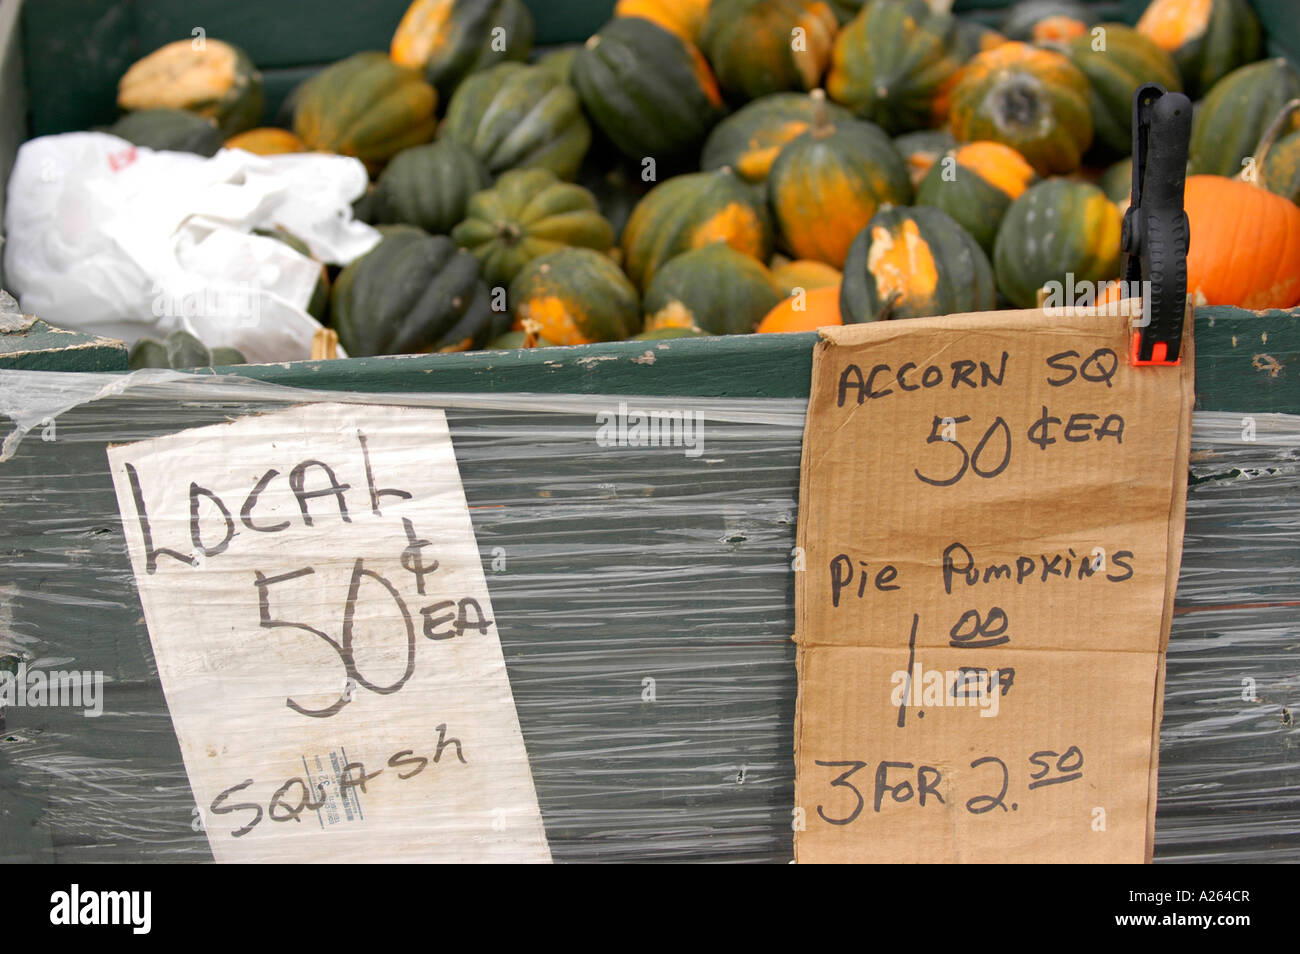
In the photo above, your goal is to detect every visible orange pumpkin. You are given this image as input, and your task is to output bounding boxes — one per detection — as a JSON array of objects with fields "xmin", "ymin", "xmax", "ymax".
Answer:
[
  {"xmin": 757, "ymin": 284, "xmax": 842, "ymax": 332},
  {"xmin": 1184, "ymin": 175, "xmax": 1300, "ymax": 309}
]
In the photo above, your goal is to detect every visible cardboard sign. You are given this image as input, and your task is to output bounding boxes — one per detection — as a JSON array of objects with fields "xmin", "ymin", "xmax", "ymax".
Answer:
[
  {"xmin": 794, "ymin": 307, "xmax": 1193, "ymax": 863},
  {"xmin": 108, "ymin": 403, "xmax": 550, "ymax": 863}
]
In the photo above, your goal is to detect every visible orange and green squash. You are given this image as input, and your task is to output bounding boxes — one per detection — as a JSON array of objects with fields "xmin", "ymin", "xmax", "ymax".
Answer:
[
  {"xmin": 621, "ymin": 167, "xmax": 773, "ymax": 289},
  {"xmin": 390, "ymin": 0, "xmax": 534, "ymax": 100},
  {"xmin": 840, "ymin": 205, "xmax": 996, "ymax": 322},
  {"xmin": 1258, "ymin": 103, "xmax": 1300, "ymax": 204},
  {"xmin": 766, "ymin": 110, "xmax": 912, "ymax": 268},
  {"xmin": 117, "ymin": 39, "xmax": 263, "ymax": 137},
  {"xmin": 770, "ymin": 257, "xmax": 842, "ymax": 296},
  {"xmin": 615, "ymin": 0, "xmax": 711, "ymax": 45},
  {"xmin": 915, "ymin": 141, "xmax": 1038, "ymax": 255},
  {"xmin": 701, "ymin": 0, "xmax": 838, "ymax": 101},
  {"xmin": 332, "ymin": 225, "xmax": 506, "ymax": 356},
  {"xmin": 510, "ymin": 247, "xmax": 641, "ymax": 344},
  {"xmin": 826, "ymin": 0, "xmax": 965, "ymax": 134},
  {"xmin": 1137, "ymin": 0, "xmax": 1262, "ymax": 99},
  {"xmin": 1065, "ymin": 24, "xmax": 1182, "ymax": 155},
  {"xmin": 442, "ymin": 62, "xmax": 591, "ymax": 180},
  {"xmin": 948, "ymin": 42, "xmax": 1093, "ymax": 175},
  {"xmin": 225, "ymin": 127, "xmax": 307, "ymax": 155},
  {"xmin": 992, "ymin": 179, "xmax": 1121, "ymax": 309},
  {"xmin": 643, "ymin": 243, "xmax": 783, "ymax": 335},
  {"xmin": 451, "ymin": 168, "xmax": 615, "ymax": 288},
  {"xmin": 370, "ymin": 140, "xmax": 491, "ymax": 235},
  {"xmin": 700, "ymin": 90, "xmax": 852, "ymax": 185},
  {"xmin": 293, "ymin": 52, "xmax": 437, "ymax": 171},
  {"xmin": 1189, "ymin": 58, "xmax": 1300, "ymax": 177},
  {"xmin": 894, "ymin": 129, "xmax": 957, "ymax": 188}
]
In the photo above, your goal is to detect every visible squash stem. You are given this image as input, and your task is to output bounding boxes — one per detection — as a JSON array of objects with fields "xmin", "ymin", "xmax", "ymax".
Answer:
[{"xmin": 1248, "ymin": 99, "xmax": 1300, "ymax": 187}]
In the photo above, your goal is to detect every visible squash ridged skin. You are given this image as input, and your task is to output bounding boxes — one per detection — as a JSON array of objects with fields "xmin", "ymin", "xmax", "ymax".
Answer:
[
  {"xmin": 293, "ymin": 52, "xmax": 437, "ymax": 170},
  {"xmin": 840, "ymin": 205, "xmax": 996, "ymax": 322},
  {"xmin": 826, "ymin": 0, "xmax": 965, "ymax": 135},
  {"xmin": 1137, "ymin": 0, "xmax": 1261, "ymax": 99},
  {"xmin": 767, "ymin": 117, "xmax": 913, "ymax": 269},
  {"xmin": 993, "ymin": 179, "xmax": 1121, "ymax": 309},
  {"xmin": 1263, "ymin": 129, "xmax": 1300, "ymax": 204},
  {"xmin": 700, "ymin": 91, "xmax": 853, "ymax": 185},
  {"xmin": 371, "ymin": 140, "xmax": 491, "ymax": 235},
  {"xmin": 332, "ymin": 226, "xmax": 503, "ymax": 356},
  {"xmin": 572, "ymin": 17, "xmax": 725, "ymax": 167},
  {"xmin": 117, "ymin": 39, "xmax": 264, "ymax": 137},
  {"xmin": 390, "ymin": 0, "xmax": 535, "ymax": 100},
  {"xmin": 442, "ymin": 62, "xmax": 591, "ymax": 180},
  {"xmin": 510, "ymin": 247, "xmax": 641, "ymax": 344},
  {"xmin": 1066, "ymin": 24, "xmax": 1182, "ymax": 156},
  {"xmin": 108, "ymin": 109, "xmax": 223, "ymax": 156},
  {"xmin": 1190, "ymin": 59, "xmax": 1300, "ymax": 177},
  {"xmin": 948, "ymin": 42, "xmax": 1093, "ymax": 176},
  {"xmin": 770, "ymin": 258, "xmax": 841, "ymax": 295},
  {"xmin": 621, "ymin": 168, "xmax": 773, "ymax": 290},
  {"xmin": 452, "ymin": 168, "xmax": 615, "ymax": 289},
  {"xmin": 644, "ymin": 243, "xmax": 782, "ymax": 335},
  {"xmin": 915, "ymin": 141, "xmax": 1038, "ymax": 255},
  {"xmin": 701, "ymin": 0, "xmax": 838, "ymax": 101}
]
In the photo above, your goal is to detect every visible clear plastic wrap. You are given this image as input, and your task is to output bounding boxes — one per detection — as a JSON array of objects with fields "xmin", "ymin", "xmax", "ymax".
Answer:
[{"xmin": 0, "ymin": 369, "xmax": 1294, "ymax": 862}]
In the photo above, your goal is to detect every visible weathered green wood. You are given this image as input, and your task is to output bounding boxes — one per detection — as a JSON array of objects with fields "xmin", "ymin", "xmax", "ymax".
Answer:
[
  {"xmin": 0, "ymin": 320, "xmax": 129, "ymax": 372},
  {"xmin": 200, "ymin": 308, "xmax": 1300, "ymax": 414},
  {"xmin": 199, "ymin": 332, "xmax": 821, "ymax": 398}
]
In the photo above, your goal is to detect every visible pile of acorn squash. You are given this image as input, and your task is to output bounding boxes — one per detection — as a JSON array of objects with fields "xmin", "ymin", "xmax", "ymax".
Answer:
[{"xmin": 105, "ymin": 0, "xmax": 1300, "ymax": 358}]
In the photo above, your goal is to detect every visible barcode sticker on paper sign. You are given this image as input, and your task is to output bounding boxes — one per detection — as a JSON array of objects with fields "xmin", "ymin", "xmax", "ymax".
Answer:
[{"xmin": 108, "ymin": 403, "xmax": 550, "ymax": 863}]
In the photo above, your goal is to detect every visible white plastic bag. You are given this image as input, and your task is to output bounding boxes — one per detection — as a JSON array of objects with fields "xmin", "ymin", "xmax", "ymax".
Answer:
[{"xmin": 2, "ymin": 133, "xmax": 381, "ymax": 362}]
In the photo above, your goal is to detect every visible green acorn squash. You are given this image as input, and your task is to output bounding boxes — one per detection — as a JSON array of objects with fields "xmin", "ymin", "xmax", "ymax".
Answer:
[
  {"xmin": 293, "ymin": 52, "xmax": 437, "ymax": 171},
  {"xmin": 1189, "ymin": 59, "xmax": 1300, "ymax": 178},
  {"xmin": 826, "ymin": 0, "xmax": 965, "ymax": 135},
  {"xmin": 332, "ymin": 226, "xmax": 505, "ymax": 356},
  {"xmin": 370, "ymin": 140, "xmax": 490, "ymax": 236},
  {"xmin": 1000, "ymin": 0, "xmax": 1093, "ymax": 44},
  {"xmin": 1065, "ymin": 24, "xmax": 1182, "ymax": 156},
  {"xmin": 992, "ymin": 179, "xmax": 1121, "ymax": 309},
  {"xmin": 894, "ymin": 129, "xmax": 958, "ymax": 188},
  {"xmin": 510, "ymin": 248, "xmax": 640, "ymax": 345},
  {"xmin": 107, "ymin": 109, "xmax": 223, "ymax": 157},
  {"xmin": 1137, "ymin": 0, "xmax": 1261, "ymax": 99},
  {"xmin": 452, "ymin": 168, "xmax": 615, "ymax": 289},
  {"xmin": 700, "ymin": 0, "xmax": 838, "ymax": 101},
  {"xmin": 840, "ymin": 205, "xmax": 996, "ymax": 322},
  {"xmin": 572, "ymin": 17, "xmax": 725, "ymax": 167},
  {"xmin": 643, "ymin": 243, "xmax": 782, "ymax": 335},
  {"xmin": 390, "ymin": 0, "xmax": 535, "ymax": 100},
  {"xmin": 621, "ymin": 167, "xmax": 773, "ymax": 290},
  {"xmin": 442, "ymin": 62, "xmax": 591, "ymax": 180}
]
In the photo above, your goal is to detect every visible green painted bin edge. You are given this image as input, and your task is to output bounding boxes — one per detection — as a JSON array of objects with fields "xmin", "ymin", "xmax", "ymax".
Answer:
[{"xmin": 180, "ymin": 306, "xmax": 1300, "ymax": 414}]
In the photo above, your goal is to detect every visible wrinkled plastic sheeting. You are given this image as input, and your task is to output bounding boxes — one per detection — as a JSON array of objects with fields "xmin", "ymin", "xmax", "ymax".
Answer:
[{"xmin": 0, "ymin": 369, "xmax": 1294, "ymax": 862}]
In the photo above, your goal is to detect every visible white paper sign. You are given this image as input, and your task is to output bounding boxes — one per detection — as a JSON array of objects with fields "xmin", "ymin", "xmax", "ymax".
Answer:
[{"xmin": 107, "ymin": 403, "xmax": 550, "ymax": 863}]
